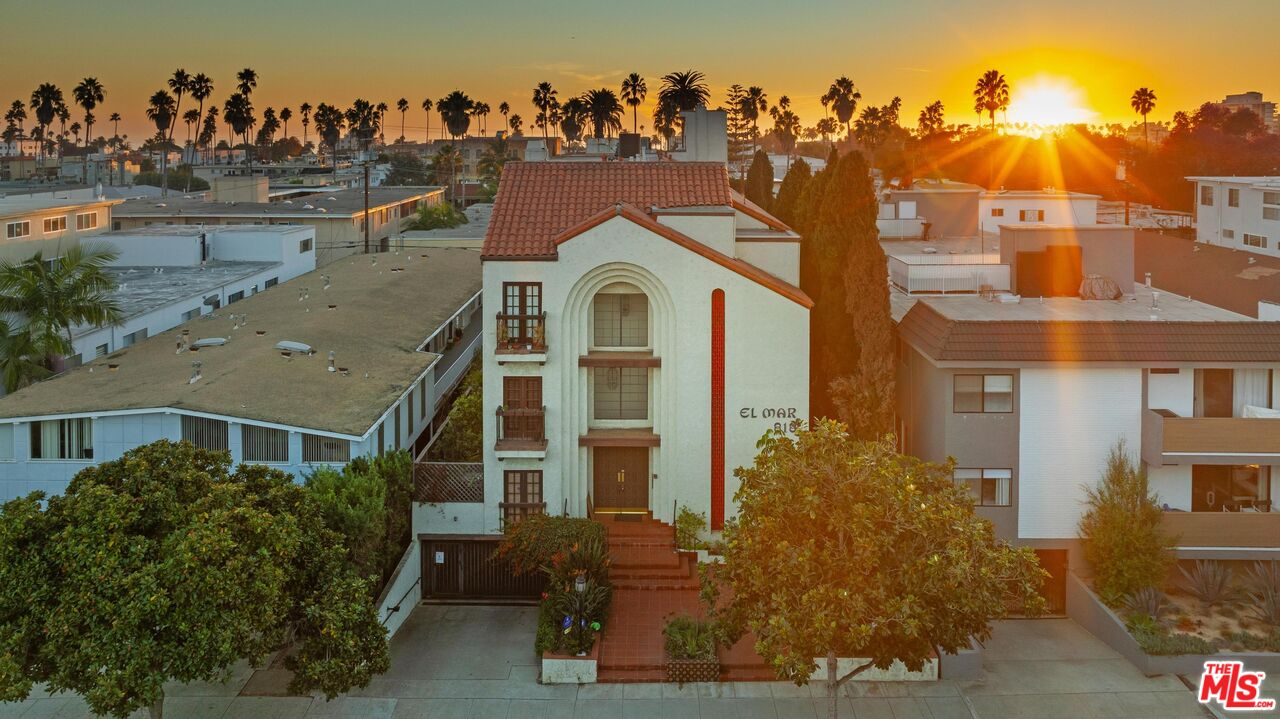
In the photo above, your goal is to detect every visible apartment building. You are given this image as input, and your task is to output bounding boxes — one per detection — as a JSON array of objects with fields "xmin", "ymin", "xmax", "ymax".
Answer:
[
  {"xmin": 414, "ymin": 162, "xmax": 810, "ymax": 581},
  {"xmin": 0, "ymin": 249, "xmax": 481, "ymax": 502},
  {"xmin": 881, "ymin": 180, "xmax": 1100, "ymax": 238},
  {"xmin": 1190, "ymin": 176, "xmax": 1280, "ymax": 257},
  {"xmin": 1211, "ymin": 92, "xmax": 1278, "ymax": 134},
  {"xmin": 0, "ymin": 196, "xmax": 120, "ymax": 264},
  {"xmin": 894, "ymin": 225, "xmax": 1280, "ymax": 605}
]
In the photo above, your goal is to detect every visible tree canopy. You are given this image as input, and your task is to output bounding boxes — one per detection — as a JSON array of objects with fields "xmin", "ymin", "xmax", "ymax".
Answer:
[
  {"xmin": 0, "ymin": 440, "xmax": 390, "ymax": 719},
  {"xmin": 744, "ymin": 149, "xmax": 774, "ymax": 212},
  {"xmin": 721, "ymin": 421, "xmax": 1046, "ymax": 719}
]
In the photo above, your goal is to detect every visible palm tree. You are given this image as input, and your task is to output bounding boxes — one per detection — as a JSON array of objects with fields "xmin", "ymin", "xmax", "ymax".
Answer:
[
  {"xmin": 740, "ymin": 86, "xmax": 768, "ymax": 152},
  {"xmin": 420, "ymin": 98, "xmax": 433, "ymax": 142},
  {"xmin": 532, "ymin": 82, "xmax": 558, "ymax": 141},
  {"xmin": 182, "ymin": 109, "xmax": 200, "ymax": 144},
  {"xmin": 438, "ymin": 91, "xmax": 475, "ymax": 141},
  {"xmin": 279, "ymin": 106, "xmax": 292, "ymax": 141},
  {"xmin": 0, "ymin": 320, "xmax": 53, "ymax": 394},
  {"xmin": 72, "ymin": 77, "xmax": 105, "ymax": 181},
  {"xmin": 236, "ymin": 68, "xmax": 258, "ymax": 97},
  {"xmin": 824, "ymin": 76, "xmax": 861, "ymax": 140},
  {"xmin": 972, "ymin": 69, "xmax": 1010, "ymax": 132},
  {"xmin": 507, "ymin": 113, "xmax": 523, "ymax": 136},
  {"xmin": 395, "ymin": 98, "xmax": 409, "ymax": 142},
  {"xmin": 345, "ymin": 99, "xmax": 379, "ymax": 156},
  {"xmin": 0, "ymin": 242, "xmax": 123, "ymax": 377},
  {"xmin": 474, "ymin": 102, "xmax": 490, "ymax": 136},
  {"xmin": 29, "ymin": 83, "xmax": 64, "ymax": 164},
  {"xmin": 657, "ymin": 70, "xmax": 710, "ymax": 112},
  {"xmin": 189, "ymin": 73, "xmax": 213, "ymax": 139},
  {"xmin": 374, "ymin": 102, "xmax": 388, "ymax": 144},
  {"xmin": 299, "ymin": 102, "xmax": 312, "ymax": 145},
  {"xmin": 1130, "ymin": 87, "xmax": 1157, "ymax": 148},
  {"xmin": 621, "ymin": 73, "xmax": 647, "ymax": 133},
  {"xmin": 477, "ymin": 136, "xmax": 514, "ymax": 187},
  {"xmin": 146, "ymin": 90, "xmax": 176, "ymax": 195},
  {"xmin": 917, "ymin": 101, "xmax": 945, "ymax": 136},
  {"xmin": 69, "ymin": 123, "xmax": 81, "ymax": 147},
  {"xmin": 582, "ymin": 88, "xmax": 624, "ymax": 139},
  {"xmin": 221, "ymin": 92, "xmax": 254, "ymax": 169},
  {"xmin": 498, "ymin": 101, "xmax": 510, "ymax": 133},
  {"xmin": 559, "ymin": 97, "xmax": 588, "ymax": 149},
  {"xmin": 312, "ymin": 103, "xmax": 344, "ymax": 174},
  {"xmin": 109, "ymin": 111, "xmax": 121, "ymax": 138},
  {"xmin": 167, "ymin": 69, "xmax": 191, "ymax": 142}
]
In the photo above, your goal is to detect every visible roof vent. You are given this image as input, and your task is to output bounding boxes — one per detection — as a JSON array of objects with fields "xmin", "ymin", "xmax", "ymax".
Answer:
[
  {"xmin": 274, "ymin": 340, "xmax": 314, "ymax": 354},
  {"xmin": 193, "ymin": 337, "xmax": 228, "ymax": 348}
]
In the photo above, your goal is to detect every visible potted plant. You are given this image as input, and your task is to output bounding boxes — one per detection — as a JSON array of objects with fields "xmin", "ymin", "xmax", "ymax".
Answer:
[{"xmin": 663, "ymin": 615, "xmax": 721, "ymax": 684}]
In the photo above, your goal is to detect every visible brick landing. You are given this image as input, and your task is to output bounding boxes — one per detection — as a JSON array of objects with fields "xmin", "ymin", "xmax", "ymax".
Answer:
[{"xmin": 595, "ymin": 513, "xmax": 771, "ymax": 683}]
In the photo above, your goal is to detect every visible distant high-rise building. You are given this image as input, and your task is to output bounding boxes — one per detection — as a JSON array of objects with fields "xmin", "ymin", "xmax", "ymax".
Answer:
[{"xmin": 1212, "ymin": 92, "xmax": 1278, "ymax": 133}]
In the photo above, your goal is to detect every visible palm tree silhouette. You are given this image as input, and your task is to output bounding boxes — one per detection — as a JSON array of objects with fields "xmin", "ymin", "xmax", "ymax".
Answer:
[
  {"xmin": 498, "ymin": 101, "xmax": 510, "ymax": 134},
  {"xmin": 29, "ymin": 83, "xmax": 64, "ymax": 165},
  {"xmin": 740, "ymin": 86, "xmax": 768, "ymax": 153},
  {"xmin": 421, "ymin": 98, "xmax": 433, "ymax": 142},
  {"xmin": 438, "ymin": 91, "xmax": 475, "ymax": 141},
  {"xmin": 559, "ymin": 97, "xmax": 587, "ymax": 149},
  {"xmin": 972, "ymin": 69, "xmax": 1010, "ymax": 132},
  {"xmin": 582, "ymin": 89, "xmax": 624, "ymax": 139},
  {"xmin": 279, "ymin": 107, "xmax": 292, "ymax": 142},
  {"xmin": 1130, "ymin": 87, "xmax": 1157, "ymax": 148},
  {"xmin": 532, "ymin": 82, "xmax": 558, "ymax": 141},
  {"xmin": 396, "ymin": 98, "xmax": 409, "ymax": 142},
  {"xmin": 189, "ymin": 73, "xmax": 213, "ymax": 164},
  {"xmin": 146, "ymin": 90, "xmax": 176, "ymax": 195},
  {"xmin": 167, "ymin": 69, "xmax": 191, "ymax": 143},
  {"xmin": 72, "ymin": 78, "xmax": 105, "ymax": 182},
  {"xmin": 621, "ymin": 73, "xmax": 647, "ymax": 134},
  {"xmin": 823, "ymin": 76, "xmax": 861, "ymax": 141},
  {"xmin": 658, "ymin": 70, "xmax": 710, "ymax": 111},
  {"xmin": 299, "ymin": 103, "xmax": 312, "ymax": 145},
  {"xmin": 236, "ymin": 68, "xmax": 258, "ymax": 97}
]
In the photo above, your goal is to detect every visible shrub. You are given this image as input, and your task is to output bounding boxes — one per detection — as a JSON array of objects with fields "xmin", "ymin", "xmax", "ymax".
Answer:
[
  {"xmin": 1122, "ymin": 586, "xmax": 1170, "ymax": 622},
  {"xmin": 1179, "ymin": 560, "xmax": 1237, "ymax": 607},
  {"xmin": 304, "ymin": 466, "xmax": 387, "ymax": 582},
  {"xmin": 675, "ymin": 506, "xmax": 708, "ymax": 551},
  {"xmin": 1246, "ymin": 560, "xmax": 1280, "ymax": 594},
  {"xmin": 663, "ymin": 615, "xmax": 720, "ymax": 661},
  {"xmin": 406, "ymin": 202, "xmax": 468, "ymax": 231},
  {"xmin": 494, "ymin": 514, "xmax": 605, "ymax": 576},
  {"xmin": 1131, "ymin": 627, "xmax": 1217, "ymax": 656},
  {"xmin": 551, "ymin": 580, "xmax": 610, "ymax": 655},
  {"xmin": 1079, "ymin": 442, "xmax": 1175, "ymax": 605},
  {"xmin": 1248, "ymin": 583, "xmax": 1280, "ymax": 627},
  {"xmin": 545, "ymin": 536, "xmax": 611, "ymax": 591},
  {"xmin": 1226, "ymin": 630, "xmax": 1280, "ymax": 653}
]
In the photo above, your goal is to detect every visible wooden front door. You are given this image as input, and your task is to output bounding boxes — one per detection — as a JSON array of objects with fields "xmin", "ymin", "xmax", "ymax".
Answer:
[{"xmin": 592, "ymin": 447, "xmax": 649, "ymax": 511}]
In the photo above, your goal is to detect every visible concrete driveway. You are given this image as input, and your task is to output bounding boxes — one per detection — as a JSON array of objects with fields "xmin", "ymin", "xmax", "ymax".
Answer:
[{"xmin": 0, "ymin": 609, "xmax": 1220, "ymax": 718}]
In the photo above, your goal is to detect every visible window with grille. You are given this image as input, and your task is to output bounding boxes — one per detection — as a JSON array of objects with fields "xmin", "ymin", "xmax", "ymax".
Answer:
[
  {"xmin": 394, "ymin": 403, "xmax": 402, "ymax": 450},
  {"xmin": 242, "ymin": 425, "xmax": 289, "ymax": 463},
  {"xmin": 594, "ymin": 367, "xmax": 648, "ymax": 420},
  {"xmin": 503, "ymin": 470, "xmax": 544, "ymax": 523},
  {"xmin": 1228, "ymin": 189, "xmax": 1240, "ymax": 207},
  {"xmin": 419, "ymin": 380, "xmax": 427, "ymax": 419},
  {"xmin": 1264, "ymin": 191, "xmax": 1280, "ymax": 206},
  {"xmin": 954, "ymin": 468, "xmax": 1013, "ymax": 506},
  {"xmin": 953, "ymin": 374, "xmax": 1014, "ymax": 413},
  {"xmin": 30, "ymin": 418, "xmax": 93, "ymax": 460},
  {"xmin": 303, "ymin": 434, "xmax": 350, "ymax": 463},
  {"xmin": 1264, "ymin": 208, "xmax": 1280, "ymax": 221},
  {"xmin": 501, "ymin": 282, "xmax": 542, "ymax": 346},
  {"xmin": 95, "ymin": 343, "xmax": 108, "ymax": 357},
  {"xmin": 264, "ymin": 277, "xmax": 278, "ymax": 288},
  {"xmin": 1200, "ymin": 186, "xmax": 1214, "ymax": 206},
  {"xmin": 181, "ymin": 307, "xmax": 200, "ymax": 321},
  {"xmin": 1019, "ymin": 209, "xmax": 1044, "ymax": 222},
  {"xmin": 593, "ymin": 293, "xmax": 648, "ymax": 347},
  {"xmin": 181, "ymin": 416, "xmax": 229, "ymax": 451},
  {"xmin": 228, "ymin": 290, "xmax": 245, "ymax": 304},
  {"xmin": 990, "ymin": 208, "xmax": 1004, "ymax": 217},
  {"xmin": 1223, "ymin": 229, "xmax": 1235, "ymax": 240}
]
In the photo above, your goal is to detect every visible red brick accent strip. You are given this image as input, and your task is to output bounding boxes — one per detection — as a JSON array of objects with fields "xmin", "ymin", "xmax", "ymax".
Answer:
[{"xmin": 711, "ymin": 289, "xmax": 725, "ymax": 531}]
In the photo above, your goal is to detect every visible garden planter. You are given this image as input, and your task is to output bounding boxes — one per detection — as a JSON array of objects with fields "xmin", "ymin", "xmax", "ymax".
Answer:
[
  {"xmin": 666, "ymin": 657, "xmax": 720, "ymax": 684},
  {"xmin": 541, "ymin": 637, "xmax": 600, "ymax": 684}
]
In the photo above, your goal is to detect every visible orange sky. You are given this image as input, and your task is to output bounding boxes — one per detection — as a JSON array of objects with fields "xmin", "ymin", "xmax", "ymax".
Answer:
[{"xmin": 2, "ymin": 0, "xmax": 1276, "ymax": 141}]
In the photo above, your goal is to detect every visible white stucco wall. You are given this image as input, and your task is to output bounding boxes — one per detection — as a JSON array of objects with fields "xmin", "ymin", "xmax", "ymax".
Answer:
[
  {"xmin": 1148, "ymin": 465, "xmax": 1193, "ymax": 511},
  {"xmin": 1017, "ymin": 368, "xmax": 1142, "ymax": 539},
  {"xmin": 1146, "ymin": 369, "xmax": 1194, "ymax": 417},
  {"xmin": 1194, "ymin": 181, "xmax": 1279, "ymax": 258},
  {"xmin": 479, "ymin": 213, "xmax": 808, "ymax": 533},
  {"xmin": 735, "ymin": 242, "xmax": 800, "ymax": 286},
  {"xmin": 979, "ymin": 195, "xmax": 1099, "ymax": 234},
  {"xmin": 654, "ymin": 214, "xmax": 735, "ymax": 256}
]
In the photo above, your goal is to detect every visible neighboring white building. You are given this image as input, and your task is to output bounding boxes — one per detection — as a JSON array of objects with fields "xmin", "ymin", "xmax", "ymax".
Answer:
[
  {"xmin": 414, "ymin": 161, "xmax": 810, "ymax": 558},
  {"xmin": 978, "ymin": 189, "xmax": 1100, "ymax": 234},
  {"xmin": 0, "ymin": 249, "xmax": 482, "ymax": 502},
  {"xmin": 70, "ymin": 225, "xmax": 319, "ymax": 363},
  {"xmin": 0, "ymin": 196, "xmax": 120, "ymax": 264},
  {"xmin": 1190, "ymin": 176, "xmax": 1280, "ymax": 257}
]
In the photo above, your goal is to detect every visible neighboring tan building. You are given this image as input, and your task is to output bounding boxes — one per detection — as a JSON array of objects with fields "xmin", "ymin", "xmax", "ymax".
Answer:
[
  {"xmin": 1190, "ymin": 176, "xmax": 1280, "ymax": 258},
  {"xmin": 881, "ymin": 181, "xmax": 1101, "ymax": 239},
  {"xmin": 412, "ymin": 161, "xmax": 810, "ymax": 599},
  {"xmin": 0, "ymin": 248, "xmax": 482, "ymax": 502},
  {"xmin": 1211, "ymin": 92, "xmax": 1278, "ymax": 134},
  {"xmin": 110, "ymin": 186, "xmax": 444, "ymax": 266},
  {"xmin": 0, "ymin": 196, "xmax": 120, "ymax": 264}
]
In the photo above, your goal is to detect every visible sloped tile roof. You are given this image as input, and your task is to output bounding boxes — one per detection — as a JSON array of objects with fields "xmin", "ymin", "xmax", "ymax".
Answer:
[
  {"xmin": 898, "ymin": 301, "xmax": 1280, "ymax": 363},
  {"xmin": 483, "ymin": 162, "xmax": 733, "ymax": 259}
]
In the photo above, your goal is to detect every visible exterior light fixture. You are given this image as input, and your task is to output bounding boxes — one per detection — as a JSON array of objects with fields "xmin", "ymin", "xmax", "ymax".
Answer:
[{"xmin": 574, "ymin": 575, "xmax": 587, "ymax": 594}]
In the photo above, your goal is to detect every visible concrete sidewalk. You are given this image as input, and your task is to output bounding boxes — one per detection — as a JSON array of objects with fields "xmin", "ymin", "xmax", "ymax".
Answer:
[{"xmin": 0, "ymin": 609, "xmax": 1223, "ymax": 718}]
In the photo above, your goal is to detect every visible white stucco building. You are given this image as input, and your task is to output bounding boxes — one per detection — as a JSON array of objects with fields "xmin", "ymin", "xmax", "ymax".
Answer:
[
  {"xmin": 978, "ymin": 189, "xmax": 1100, "ymax": 234},
  {"xmin": 0, "ymin": 249, "xmax": 482, "ymax": 502},
  {"xmin": 415, "ymin": 161, "xmax": 810, "ymax": 551},
  {"xmin": 1190, "ymin": 176, "xmax": 1280, "ymax": 257}
]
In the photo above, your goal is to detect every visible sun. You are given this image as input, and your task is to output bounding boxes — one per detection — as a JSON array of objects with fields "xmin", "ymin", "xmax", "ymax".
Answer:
[{"xmin": 1005, "ymin": 75, "xmax": 1096, "ymax": 133}]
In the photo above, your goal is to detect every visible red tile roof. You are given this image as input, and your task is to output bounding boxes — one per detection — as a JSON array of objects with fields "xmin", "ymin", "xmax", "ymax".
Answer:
[
  {"xmin": 483, "ymin": 162, "xmax": 733, "ymax": 259},
  {"xmin": 898, "ymin": 301, "xmax": 1280, "ymax": 363}
]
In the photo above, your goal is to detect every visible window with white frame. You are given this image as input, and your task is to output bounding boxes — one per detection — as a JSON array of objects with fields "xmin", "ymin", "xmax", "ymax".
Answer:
[
  {"xmin": 0, "ymin": 424, "xmax": 13, "ymax": 460},
  {"xmin": 953, "ymin": 374, "xmax": 1014, "ymax": 413},
  {"xmin": 181, "ymin": 415, "xmax": 229, "ymax": 451},
  {"xmin": 1200, "ymin": 186, "xmax": 1214, "ymax": 206},
  {"xmin": 1223, "ymin": 229, "xmax": 1235, "ymax": 240},
  {"xmin": 76, "ymin": 212, "xmax": 98, "ymax": 230},
  {"xmin": 1244, "ymin": 234, "xmax": 1268, "ymax": 249},
  {"xmin": 30, "ymin": 418, "xmax": 93, "ymax": 460},
  {"xmin": 302, "ymin": 433, "xmax": 350, "ymax": 463},
  {"xmin": 1019, "ymin": 209, "xmax": 1044, "ymax": 222},
  {"xmin": 1228, "ymin": 188, "xmax": 1240, "ymax": 207},
  {"xmin": 242, "ymin": 425, "xmax": 289, "ymax": 462},
  {"xmin": 42, "ymin": 216, "xmax": 67, "ymax": 233},
  {"xmin": 6, "ymin": 221, "xmax": 31, "ymax": 239},
  {"xmin": 954, "ymin": 468, "xmax": 1013, "ymax": 506},
  {"xmin": 990, "ymin": 208, "xmax": 1004, "ymax": 217},
  {"xmin": 1264, "ymin": 208, "xmax": 1280, "ymax": 221},
  {"xmin": 1263, "ymin": 191, "xmax": 1280, "ymax": 206},
  {"xmin": 299, "ymin": 238, "xmax": 312, "ymax": 253}
]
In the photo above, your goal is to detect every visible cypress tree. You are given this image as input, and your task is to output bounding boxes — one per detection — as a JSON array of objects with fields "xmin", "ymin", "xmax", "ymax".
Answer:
[
  {"xmin": 744, "ymin": 149, "xmax": 774, "ymax": 211},
  {"xmin": 772, "ymin": 157, "xmax": 810, "ymax": 228}
]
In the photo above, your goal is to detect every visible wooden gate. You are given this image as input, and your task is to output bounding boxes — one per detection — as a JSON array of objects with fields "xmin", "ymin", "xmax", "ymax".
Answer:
[
  {"xmin": 1034, "ymin": 549, "xmax": 1068, "ymax": 615},
  {"xmin": 421, "ymin": 538, "xmax": 545, "ymax": 602}
]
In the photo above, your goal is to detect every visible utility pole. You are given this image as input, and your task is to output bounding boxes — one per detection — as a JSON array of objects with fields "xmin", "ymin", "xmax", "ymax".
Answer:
[
  {"xmin": 1116, "ymin": 159, "xmax": 1130, "ymax": 226},
  {"xmin": 363, "ymin": 158, "xmax": 370, "ymax": 253}
]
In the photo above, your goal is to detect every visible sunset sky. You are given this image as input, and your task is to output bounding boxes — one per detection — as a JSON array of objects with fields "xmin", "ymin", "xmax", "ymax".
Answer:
[{"xmin": 2, "ymin": 0, "xmax": 1277, "ymax": 141}]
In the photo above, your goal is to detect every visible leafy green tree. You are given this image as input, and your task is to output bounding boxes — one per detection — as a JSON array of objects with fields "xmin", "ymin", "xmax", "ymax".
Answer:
[
  {"xmin": 0, "ymin": 441, "xmax": 389, "ymax": 719},
  {"xmin": 345, "ymin": 450, "xmax": 414, "ymax": 583},
  {"xmin": 772, "ymin": 157, "xmax": 811, "ymax": 228},
  {"xmin": 384, "ymin": 152, "xmax": 431, "ymax": 185},
  {"xmin": 744, "ymin": 149, "xmax": 774, "ymax": 212},
  {"xmin": 305, "ymin": 465, "xmax": 387, "ymax": 582},
  {"xmin": 477, "ymin": 136, "xmax": 516, "ymax": 191},
  {"xmin": 1079, "ymin": 442, "xmax": 1175, "ymax": 605},
  {"xmin": 429, "ymin": 364, "xmax": 482, "ymax": 462},
  {"xmin": 722, "ymin": 421, "xmax": 1045, "ymax": 719}
]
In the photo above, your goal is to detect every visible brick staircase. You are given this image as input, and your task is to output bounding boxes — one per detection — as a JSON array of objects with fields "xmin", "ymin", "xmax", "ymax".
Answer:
[{"xmin": 595, "ymin": 512, "xmax": 702, "ymax": 682}]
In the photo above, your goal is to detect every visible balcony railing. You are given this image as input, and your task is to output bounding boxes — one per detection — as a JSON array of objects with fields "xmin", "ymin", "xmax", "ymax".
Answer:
[
  {"xmin": 1160, "ymin": 510, "xmax": 1280, "ymax": 549},
  {"xmin": 499, "ymin": 501, "xmax": 547, "ymax": 525},
  {"xmin": 414, "ymin": 461, "xmax": 483, "ymax": 503},
  {"xmin": 1142, "ymin": 408, "xmax": 1280, "ymax": 465},
  {"xmin": 495, "ymin": 405, "xmax": 547, "ymax": 451},
  {"xmin": 495, "ymin": 311, "xmax": 546, "ymax": 354},
  {"xmin": 888, "ymin": 254, "xmax": 1010, "ymax": 295}
]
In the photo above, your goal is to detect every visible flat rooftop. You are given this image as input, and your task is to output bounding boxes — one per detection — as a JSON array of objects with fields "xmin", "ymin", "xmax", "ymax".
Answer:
[
  {"xmin": 113, "ymin": 187, "xmax": 443, "ymax": 219},
  {"xmin": 891, "ymin": 284, "xmax": 1250, "ymax": 324},
  {"xmin": 0, "ymin": 249, "xmax": 482, "ymax": 436},
  {"xmin": 1135, "ymin": 231, "xmax": 1280, "ymax": 319},
  {"xmin": 400, "ymin": 202, "xmax": 492, "ymax": 243},
  {"xmin": 0, "ymin": 196, "xmax": 121, "ymax": 221},
  {"xmin": 74, "ymin": 261, "xmax": 281, "ymax": 331},
  {"xmin": 1187, "ymin": 176, "xmax": 1280, "ymax": 188}
]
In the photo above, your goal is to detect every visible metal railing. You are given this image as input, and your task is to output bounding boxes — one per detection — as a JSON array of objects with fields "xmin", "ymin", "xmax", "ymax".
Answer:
[
  {"xmin": 414, "ymin": 461, "xmax": 484, "ymax": 503},
  {"xmin": 495, "ymin": 406, "xmax": 546, "ymax": 443},
  {"xmin": 888, "ymin": 254, "xmax": 1009, "ymax": 295},
  {"xmin": 495, "ymin": 311, "xmax": 547, "ymax": 353}
]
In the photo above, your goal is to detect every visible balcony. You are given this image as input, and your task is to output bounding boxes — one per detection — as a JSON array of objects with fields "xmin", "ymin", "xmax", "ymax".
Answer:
[
  {"xmin": 888, "ymin": 254, "xmax": 1010, "ymax": 295},
  {"xmin": 495, "ymin": 405, "xmax": 547, "ymax": 456},
  {"xmin": 1142, "ymin": 408, "xmax": 1280, "ymax": 466},
  {"xmin": 495, "ymin": 311, "xmax": 546, "ymax": 363},
  {"xmin": 1160, "ymin": 511, "xmax": 1280, "ymax": 552}
]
